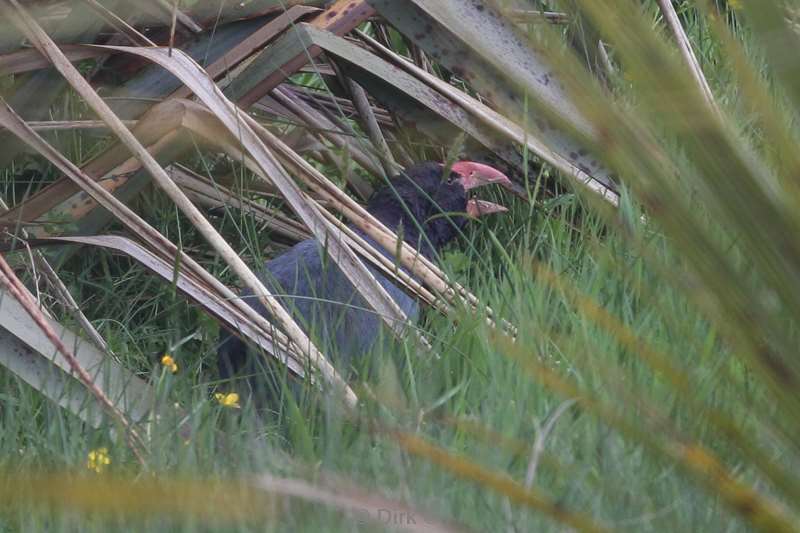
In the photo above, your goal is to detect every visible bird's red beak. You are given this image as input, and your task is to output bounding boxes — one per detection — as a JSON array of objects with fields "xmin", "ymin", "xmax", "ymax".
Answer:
[{"xmin": 450, "ymin": 161, "xmax": 513, "ymax": 218}]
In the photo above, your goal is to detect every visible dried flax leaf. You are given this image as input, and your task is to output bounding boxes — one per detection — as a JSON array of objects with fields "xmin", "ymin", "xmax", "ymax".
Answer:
[
  {"xmin": 168, "ymin": 4, "xmax": 320, "ymax": 100},
  {"xmin": 228, "ymin": 0, "xmax": 376, "ymax": 107},
  {"xmin": 0, "ymin": 44, "xmax": 108, "ymax": 75},
  {"xmin": 1, "ymin": 0, "xmax": 358, "ymax": 405},
  {"xmin": 0, "ymin": 98, "xmax": 308, "ymax": 385},
  {"xmin": 0, "ymin": 2, "xmax": 111, "ymax": 168},
  {"xmin": 270, "ymin": 86, "xmax": 380, "ymax": 196},
  {"xmin": 168, "ymin": 164, "xmax": 311, "ymax": 242},
  {"xmin": 105, "ymin": 15, "xmax": 289, "ymax": 121},
  {"xmin": 41, "ymin": 234, "xmax": 306, "ymax": 376},
  {"xmin": 146, "ymin": 110, "xmax": 438, "ymax": 309},
  {"xmin": 0, "ymin": 285, "xmax": 154, "ymax": 429},
  {"xmin": 0, "ymin": 254, "xmax": 147, "ymax": 464},
  {"xmin": 0, "ymin": 1, "xmax": 324, "ymax": 49},
  {"xmin": 0, "ymin": 98, "xmax": 264, "ymax": 240},
  {"xmin": 0, "ymin": 119, "xmax": 136, "ymax": 131},
  {"xmin": 304, "ymin": 31, "xmax": 535, "ymax": 187},
  {"xmin": 0, "ymin": 98, "xmax": 194, "ymax": 232},
  {"xmin": 0, "ymin": 91, "xmax": 466, "ymax": 335},
  {"xmin": 290, "ymin": 87, "xmax": 394, "ymax": 126},
  {"xmin": 368, "ymin": 0, "xmax": 618, "ymax": 197},
  {"xmin": 95, "ymin": 43, "xmax": 433, "ymax": 350},
  {"xmin": 356, "ymin": 29, "xmax": 619, "ymax": 205},
  {"xmin": 653, "ymin": 0, "xmax": 718, "ymax": 114}
]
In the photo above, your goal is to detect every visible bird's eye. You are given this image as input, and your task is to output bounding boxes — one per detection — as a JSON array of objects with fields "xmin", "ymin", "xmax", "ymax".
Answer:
[{"xmin": 446, "ymin": 174, "xmax": 455, "ymax": 184}]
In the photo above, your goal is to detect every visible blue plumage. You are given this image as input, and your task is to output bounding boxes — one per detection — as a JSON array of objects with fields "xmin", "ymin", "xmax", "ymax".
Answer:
[{"xmin": 217, "ymin": 161, "xmax": 507, "ymax": 392}]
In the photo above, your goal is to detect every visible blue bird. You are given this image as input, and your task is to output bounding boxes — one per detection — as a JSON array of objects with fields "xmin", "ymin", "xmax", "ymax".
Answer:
[{"xmin": 217, "ymin": 161, "xmax": 510, "ymax": 395}]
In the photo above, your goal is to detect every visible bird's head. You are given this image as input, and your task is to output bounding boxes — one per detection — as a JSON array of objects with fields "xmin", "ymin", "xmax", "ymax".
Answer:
[{"xmin": 367, "ymin": 160, "xmax": 512, "ymax": 257}]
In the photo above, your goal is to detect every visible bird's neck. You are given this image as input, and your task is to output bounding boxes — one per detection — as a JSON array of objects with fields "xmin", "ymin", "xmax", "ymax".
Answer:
[{"xmin": 369, "ymin": 210, "xmax": 436, "ymax": 260}]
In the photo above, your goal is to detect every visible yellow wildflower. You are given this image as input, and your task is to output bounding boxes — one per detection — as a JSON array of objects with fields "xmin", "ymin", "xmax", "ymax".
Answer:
[
  {"xmin": 87, "ymin": 447, "xmax": 111, "ymax": 474},
  {"xmin": 214, "ymin": 392, "xmax": 240, "ymax": 409},
  {"xmin": 728, "ymin": 0, "xmax": 742, "ymax": 10},
  {"xmin": 161, "ymin": 354, "xmax": 178, "ymax": 373}
]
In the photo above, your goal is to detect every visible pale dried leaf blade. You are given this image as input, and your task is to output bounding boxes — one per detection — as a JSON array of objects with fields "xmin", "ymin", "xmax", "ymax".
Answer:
[
  {"xmin": 0, "ymin": 254, "xmax": 147, "ymax": 462},
  {"xmin": 368, "ymin": 0, "xmax": 619, "ymax": 197},
  {"xmin": 0, "ymin": 44, "xmax": 108, "ymax": 76},
  {"xmin": 0, "ymin": 289, "xmax": 154, "ymax": 428},
  {"xmin": 170, "ymin": 164, "xmax": 311, "ymax": 242},
  {"xmin": 93, "ymin": 43, "xmax": 424, "ymax": 351},
  {"xmin": 0, "ymin": 97, "xmax": 306, "ymax": 384},
  {"xmin": 355, "ymin": 28, "xmax": 619, "ymax": 205},
  {"xmin": 1, "ymin": 1, "xmax": 355, "ymax": 406},
  {"xmin": 168, "ymin": 4, "xmax": 319, "ymax": 100},
  {"xmin": 42, "ymin": 235, "xmax": 308, "ymax": 378}
]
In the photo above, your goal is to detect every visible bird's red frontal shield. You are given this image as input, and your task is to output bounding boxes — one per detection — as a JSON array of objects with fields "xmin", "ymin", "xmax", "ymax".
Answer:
[{"xmin": 450, "ymin": 161, "xmax": 512, "ymax": 217}]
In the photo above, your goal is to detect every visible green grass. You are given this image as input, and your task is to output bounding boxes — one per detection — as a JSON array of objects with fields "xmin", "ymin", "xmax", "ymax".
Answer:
[
  {"xmin": 0, "ymin": 188, "xmax": 764, "ymax": 531},
  {"xmin": 1, "ymin": 1, "xmax": 796, "ymax": 531}
]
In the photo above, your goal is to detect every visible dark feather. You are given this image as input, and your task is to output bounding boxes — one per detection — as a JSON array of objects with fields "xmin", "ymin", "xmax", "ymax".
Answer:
[{"xmin": 217, "ymin": 162, "xmax": 470, "ymax": 389}]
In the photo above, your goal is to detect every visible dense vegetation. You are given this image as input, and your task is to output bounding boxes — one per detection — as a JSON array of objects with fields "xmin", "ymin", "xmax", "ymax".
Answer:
[{"xmin": 0, "ymin": 1, "xmax": 797, "ymax": 531}]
